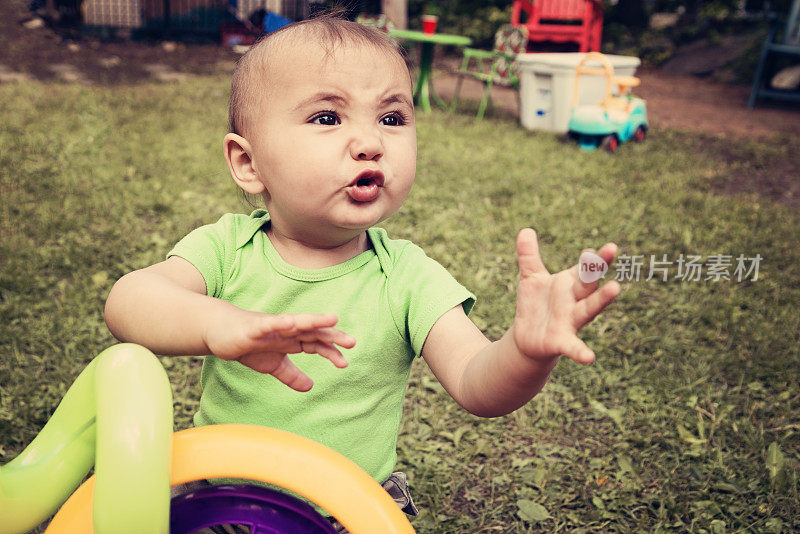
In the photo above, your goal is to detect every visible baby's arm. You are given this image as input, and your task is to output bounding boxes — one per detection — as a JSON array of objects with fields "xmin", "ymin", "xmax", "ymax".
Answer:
[
  {"xmin": 422, "ymin": 229, "xmax": 620, "ymax": 417},
  {"xmin": 105, "ymin": 256, "xmax": 355, "ymax": 391}
]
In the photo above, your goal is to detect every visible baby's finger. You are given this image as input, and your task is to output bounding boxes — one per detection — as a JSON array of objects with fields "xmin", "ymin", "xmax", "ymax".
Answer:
[
  {"xmin": 296, "ymin": 327, "xmax": 357, "ymax": 349},
  {"xmin": 572, "ymin": 243, "xmax": 618, "ymax": 297},
  {"xmin": 517, "ymin": 228, "xmax": 548, "ymax": 278},
  {"xmin": 238, "ymin": 351, "xmax": 282, "ymax": 374},
  {"xmin": 245, "ymin": 335, "xmax": 301, "ymax": 355},
  {"xmin": 300, "ymin": 340, "xmax": 349, "ymax": 368},
  {"xmin": 270, "ymin": 356, "xmax": 315, "ymax": 392},
  {"xmin": 560, "ymin": 336, "xmax": 596, "ymax": 365},
  {"xmin": 597, "ymin": 242, "xmax": 619, "ymax": 265},
  {"xmin": 574, "ymin": 280, "xmax": 621, "ymax": 327},
  {"xmin": 571, "ymin": 248, "xmax": 600, "ymax": 298},
  {"xmin": 279, "ymin": 313, "xmax": 340, "ymax": 335},
  {"xmin": 248, "ymin": 313, "xmax": 297, "ymax": 339}
]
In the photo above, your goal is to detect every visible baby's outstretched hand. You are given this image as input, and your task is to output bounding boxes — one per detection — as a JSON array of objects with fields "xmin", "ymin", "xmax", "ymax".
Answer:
[
  {"xmin": 513, "ymin": 228, "xmax": 620, "ymax": 365},
  {"xmin": 203, "ymin": 311, "xmax": 355, "ymax": 392}
]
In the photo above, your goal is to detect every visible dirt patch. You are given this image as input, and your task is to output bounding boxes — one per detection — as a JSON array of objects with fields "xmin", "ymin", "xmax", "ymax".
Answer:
[
  {"xmin": 3, "ymin": 0, "xmax": 799, "ymax": 210},
  {"xmin": 631, "ymin": 69, "xmax": 800, "ymax": 210},
  {"xmin": 660, "ymin": 35, "xmax": 753, "ymax": 77},
  {"xmin": 712, "ymin": 158, "xmax": 800, "ymax": 210},
  {"xmin": 634, "ymin": 67, "xmax": 800, "ymax": 140},
  {"xmin": 696, "ymin": 135, "xmax": 800, "ymax": 210},
  {"xmin": 0, "ymin": 0, "xmax": 238, "ymax": 84},
  {"xmin": 632, "ymin": 68, "xmax": 800, "ymax": 211}
]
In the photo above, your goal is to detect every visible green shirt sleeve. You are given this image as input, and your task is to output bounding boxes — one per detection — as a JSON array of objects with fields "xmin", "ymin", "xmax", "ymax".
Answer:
[
  {"xmin": 166, "ymin": 214, "xmax": 238, "ymax": 298},
  {"xmin": 387, "ymin": 241, "xmax": 476, "ymax": 357}
]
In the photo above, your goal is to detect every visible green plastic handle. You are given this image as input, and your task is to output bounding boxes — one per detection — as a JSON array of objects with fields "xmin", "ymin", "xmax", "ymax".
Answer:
[{"xmin": 0, "ymin": 344, "xmax": 173, "ymax": 534}]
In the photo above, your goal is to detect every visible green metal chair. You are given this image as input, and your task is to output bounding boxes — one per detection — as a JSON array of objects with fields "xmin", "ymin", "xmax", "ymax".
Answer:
[
  {"xmin": 748, "ymin": 0, "xmax": 800, "ymax": 108},
  {"xmin": 449, "ymin": 24, "xmax": 529, "ymax": 121}
]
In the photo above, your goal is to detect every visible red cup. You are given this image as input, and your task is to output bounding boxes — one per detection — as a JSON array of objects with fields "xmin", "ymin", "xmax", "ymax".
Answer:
[{"xmin": 422, "ymin": 14, "xmax": 438, "ymax": 34}]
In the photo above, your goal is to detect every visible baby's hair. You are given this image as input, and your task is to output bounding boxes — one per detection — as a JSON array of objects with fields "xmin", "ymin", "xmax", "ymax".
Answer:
[{"xmin": 228, "ymin": 13, "xmax": 406, "ymax": 138}]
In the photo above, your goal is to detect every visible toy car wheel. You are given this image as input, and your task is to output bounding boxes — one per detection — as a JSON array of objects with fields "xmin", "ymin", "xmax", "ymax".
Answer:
[
  {"xmin": 601, "ymin": 134, "xmax": 618, "ymax": 153},
  {"xmin": 632, "ymin": 126, "xmax": 646, "ymax": 143}
]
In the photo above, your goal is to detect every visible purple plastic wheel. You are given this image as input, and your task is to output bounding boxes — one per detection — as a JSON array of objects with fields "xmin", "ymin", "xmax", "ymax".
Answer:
[{"xmin": 169, "ymin": 484, "xmax": 337, "ymax": 534}]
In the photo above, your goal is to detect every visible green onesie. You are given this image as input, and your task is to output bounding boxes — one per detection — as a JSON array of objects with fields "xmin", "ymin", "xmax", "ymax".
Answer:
[{"xmin": 168, "ymin": 210, "xmax": 474, "ymax": 484}]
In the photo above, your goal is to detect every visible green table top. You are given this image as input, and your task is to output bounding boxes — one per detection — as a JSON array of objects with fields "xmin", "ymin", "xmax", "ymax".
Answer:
[{"xmin": 388, "ymin": 29, "xmax": 471, "ymax": 46}]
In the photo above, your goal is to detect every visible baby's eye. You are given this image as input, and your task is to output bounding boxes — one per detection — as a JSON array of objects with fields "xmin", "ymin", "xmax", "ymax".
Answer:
[
  {"xmin": 380, "ymin": 112, "xmax": 407, "ymax": 126},
  {"xmin": 311, "ymin": 112, "xmax": 340, "ymax": 126}
]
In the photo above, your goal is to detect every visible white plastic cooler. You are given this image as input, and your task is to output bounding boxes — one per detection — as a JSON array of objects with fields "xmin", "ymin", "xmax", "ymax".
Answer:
[{"xmin": 517, "ymin": 53, "xmax": 641, "ymax": 133}]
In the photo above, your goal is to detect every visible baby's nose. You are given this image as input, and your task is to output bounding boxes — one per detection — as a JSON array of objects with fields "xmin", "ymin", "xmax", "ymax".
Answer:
[{"xmin": 349, "ymin": 129, "xmax": 383, "ymax": 161}]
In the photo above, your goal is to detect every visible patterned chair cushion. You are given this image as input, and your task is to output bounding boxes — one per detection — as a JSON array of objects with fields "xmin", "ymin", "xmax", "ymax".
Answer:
[
  {"xmin": 492, "ymin": 24, "xmax": 528, "ymax": 85},
  {"xmin": 355, "ymin": 14, "xmax": 395, "ymax": 33}
]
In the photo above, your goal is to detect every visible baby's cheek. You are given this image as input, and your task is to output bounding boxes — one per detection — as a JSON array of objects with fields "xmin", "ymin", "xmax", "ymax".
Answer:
[{"xmin": 401, "ymin": 143, "xmax": 418, "ymax": 176}]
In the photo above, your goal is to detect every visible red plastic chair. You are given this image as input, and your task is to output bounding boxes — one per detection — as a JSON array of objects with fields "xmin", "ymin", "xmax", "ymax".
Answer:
[{"xmin": 511, "ymin": 0, "xmax": 603, "ymax": 53}]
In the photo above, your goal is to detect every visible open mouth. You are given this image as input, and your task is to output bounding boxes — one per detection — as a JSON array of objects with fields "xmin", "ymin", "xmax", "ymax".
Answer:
[{"xmin": 347, "ymin": 170, "xmax": 385, "ymax": 202}]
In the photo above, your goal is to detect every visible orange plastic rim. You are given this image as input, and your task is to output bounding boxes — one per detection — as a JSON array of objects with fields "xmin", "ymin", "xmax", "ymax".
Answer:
[{"xmin": 46, "ymin": 424, "xmax": 415, "ymax": 534}]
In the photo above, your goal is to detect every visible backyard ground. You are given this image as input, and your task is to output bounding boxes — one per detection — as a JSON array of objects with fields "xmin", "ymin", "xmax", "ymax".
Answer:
[{"xmin": 3, "ymin": 3, "xmax": 800, "ymax": 532}]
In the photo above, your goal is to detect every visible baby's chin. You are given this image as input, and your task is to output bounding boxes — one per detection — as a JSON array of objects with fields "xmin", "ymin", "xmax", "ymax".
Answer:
[
  {"xmin": 335, "ymin": 204, "xmax": 400, "ymax": 229},
  {"xmin": 343, "ymin": 211, "xmax": 397, "ymax": 231}
]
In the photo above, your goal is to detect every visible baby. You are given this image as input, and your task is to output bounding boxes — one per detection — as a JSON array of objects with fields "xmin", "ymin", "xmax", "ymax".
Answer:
[{"xmin": 104, "ymin": 14, "xmax": 620, "ymax": 528}]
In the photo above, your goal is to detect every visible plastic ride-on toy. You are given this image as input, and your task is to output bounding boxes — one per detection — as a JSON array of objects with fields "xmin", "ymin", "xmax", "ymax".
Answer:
[
  {"xmin": 567, "ymin": 52, "xmax": 648, "ymax": 152},
  {"xmin": 0, "ymin": 344, "xmax": 415, "ymax": 534}
]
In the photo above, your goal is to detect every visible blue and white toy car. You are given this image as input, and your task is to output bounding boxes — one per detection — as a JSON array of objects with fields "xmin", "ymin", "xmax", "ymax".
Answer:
[{"xmin": 567, "ymin": 52, "xmax": 648, "ymax": 152}]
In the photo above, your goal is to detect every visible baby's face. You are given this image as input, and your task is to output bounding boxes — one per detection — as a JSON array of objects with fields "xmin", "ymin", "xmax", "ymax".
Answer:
[{"xmin": 246, "ymin": 39, "xmax": 416, "ymax": 247}]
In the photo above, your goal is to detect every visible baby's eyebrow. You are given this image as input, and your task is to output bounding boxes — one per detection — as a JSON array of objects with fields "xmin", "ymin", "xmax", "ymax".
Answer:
[
  {"xmin": 293, "ymin": 92, "xmax": 413, "ymax": 113},
  {"xmin": 381, "ymin": 93, "xmax": 413, "ymax": 109},
  {"xmin": 293, "ymin": 92, "xmax": 347, "ymax": 111}
]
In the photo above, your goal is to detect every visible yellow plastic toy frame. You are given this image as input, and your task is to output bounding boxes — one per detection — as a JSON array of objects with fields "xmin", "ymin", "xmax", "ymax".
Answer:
[{"xmin": 47, "ymin": 424, "xmax": 414, "ymax": 533}]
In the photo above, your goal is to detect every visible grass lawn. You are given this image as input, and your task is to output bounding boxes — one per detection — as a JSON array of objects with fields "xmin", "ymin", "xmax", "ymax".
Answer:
[{"xmin": 1, "ymin": 77, "xmax": 798, "ymax": 533}]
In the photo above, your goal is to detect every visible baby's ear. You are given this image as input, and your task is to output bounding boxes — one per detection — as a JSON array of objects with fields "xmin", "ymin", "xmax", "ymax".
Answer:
[{"xmin": 223, "ymin": 133, "xmax": 265, "ymax": 195}]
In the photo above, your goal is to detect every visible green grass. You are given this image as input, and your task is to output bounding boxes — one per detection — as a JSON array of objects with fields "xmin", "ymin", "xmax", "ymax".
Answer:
[{"xmin": 1, "ymin": 78, "xmax": 798, "ymax": 533}]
